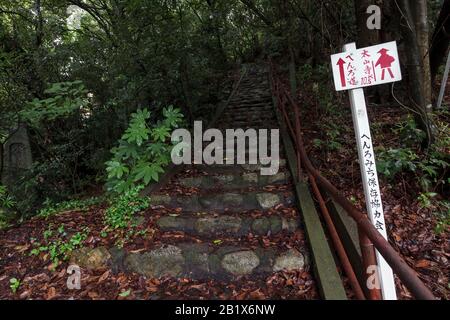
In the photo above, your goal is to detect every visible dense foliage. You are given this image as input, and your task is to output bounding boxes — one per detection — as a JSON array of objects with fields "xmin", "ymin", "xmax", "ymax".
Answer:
[
  {"xmin": 0, "ymin": 1, "xmax": 448, "ymax": 229},
  {"xmin": 106, "ymin": 106, "xmax": 183, "ymax": 193}
]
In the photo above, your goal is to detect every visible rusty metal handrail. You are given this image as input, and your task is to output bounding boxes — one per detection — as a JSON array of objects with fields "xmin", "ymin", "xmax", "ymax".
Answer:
[{"xmin": 269, "ymin": 60, "xmax": 436, "ymax": 300}]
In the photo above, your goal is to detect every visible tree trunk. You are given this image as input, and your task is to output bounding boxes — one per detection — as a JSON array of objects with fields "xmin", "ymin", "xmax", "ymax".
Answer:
[
  {"xmin": 178, "ymin": 6, "xmax": 194, "ymax": 123},
  {"xmin": 205, "ymin": 0, "xmax": 227, "ymax": 68},
  {"xmin": 412, "ymin": 0, "xmax": 432, "ymax": 106},
  {"xmin": 354, "ymin": 0, "xmax": 379, "ymax": 47},
  {"xmin": 430, "ymin": 0, "xmax": 450, "ymax": 83},
  {"xmin": 280, "ymin": 0, "xmax": 297, "ymax": 93},
  {"xmin": 288, "ymin": 46, "xmax": 297, "ymax": 94},
  {"xmin": 180, "ymin": 60, "xmax": 194, "ymax": 123},
  {"xmin": 399, "ymin": 0, "xmax": 433, "ymax": 146},
  {"xmin": 34, "ymin": 0, "xmax": 43, "ymax": 47}
]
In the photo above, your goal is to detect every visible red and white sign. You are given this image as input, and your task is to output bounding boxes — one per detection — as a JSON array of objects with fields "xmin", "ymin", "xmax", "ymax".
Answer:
[
  {"xmin": 331, "ymin": 42, "xmax": 399, "ymax": 300},
  {"xmin": 331, "ymin": 41, "xmax": 402, "ymax": 91}
]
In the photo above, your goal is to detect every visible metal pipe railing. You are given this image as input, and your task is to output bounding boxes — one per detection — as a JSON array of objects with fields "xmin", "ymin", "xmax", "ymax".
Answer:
[
  {"xmin": 269, "ymin": 60, "xmax": 436, "ymax": 300},
  {"xmin": 308, "ymin": 172, "xmax": 366, "ymax": 300}
]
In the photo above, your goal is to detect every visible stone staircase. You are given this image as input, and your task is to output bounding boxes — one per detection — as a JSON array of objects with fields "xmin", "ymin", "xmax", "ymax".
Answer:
[{"xmin": 132, "ymin": 64, "xmax": 310, "ymax": 281}]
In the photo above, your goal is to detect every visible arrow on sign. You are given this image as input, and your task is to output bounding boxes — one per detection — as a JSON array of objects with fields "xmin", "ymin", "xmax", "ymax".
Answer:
[{"xmin": 336, "ymin": 58, "xmax": 346, "ymax": 87}]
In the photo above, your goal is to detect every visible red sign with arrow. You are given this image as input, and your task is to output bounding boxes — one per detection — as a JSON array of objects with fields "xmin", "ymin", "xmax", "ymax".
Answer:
[
  {"xmin": 330, "ymin": 41, "xmax": 401, "ymax": 91},
  {"xmin": 336, "ymin": 58, "xmax": 346, "ymax": 88}
]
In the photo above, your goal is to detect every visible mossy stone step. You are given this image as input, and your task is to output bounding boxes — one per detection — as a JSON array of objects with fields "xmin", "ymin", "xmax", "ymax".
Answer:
[
  {"xmin": 190, "ymin": 159, "xmax": 287, "ymax": 174},
  {"xmin": 71, "ymin": 244, "xmax": 308, "ymax": 280},
  {"xmin": 221, "ymin": 114, "xmax": 276, "ymax": 122},
  {"xmin": 217, "ymin": 124, "xmax": 279, "ymax": 130},
  {"xmin": 156, "ymin": 213, "xmax": 299, "ymax": 236},
  {"xmin": 178, "ymin": 171, "xmax": 291, "ymax": 189},
  {"xmin": 149, "ymin": 191, "xmax": 295, "ymax": 212}
]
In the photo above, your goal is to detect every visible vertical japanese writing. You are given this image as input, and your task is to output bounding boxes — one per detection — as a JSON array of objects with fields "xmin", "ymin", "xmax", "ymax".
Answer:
[
  {"xmin": 346, "ymin": 53, "xmax": 359, "ymax": 86},
  {"xmin": 361, "ymin": 50, "xmax": 375, "ymax": 85},
  {"xmin": 360, "ymin": 134, "xmax": 384, "ymax": 232}
]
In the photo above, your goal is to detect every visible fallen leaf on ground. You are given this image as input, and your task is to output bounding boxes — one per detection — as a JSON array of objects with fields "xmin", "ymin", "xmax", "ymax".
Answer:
[
  {"xmin": 46, "ymin": 287, "xmax": 56, "ymax": 300},
  {"xmin": 415, "ymin": 259, "xmax": 431, "ymax": 268}
]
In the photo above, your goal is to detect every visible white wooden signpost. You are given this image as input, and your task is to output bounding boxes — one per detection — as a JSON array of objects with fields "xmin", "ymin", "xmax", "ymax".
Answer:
[{"xmin": 330, "ymin": 41, "xmax": 402, "ymax": 300}]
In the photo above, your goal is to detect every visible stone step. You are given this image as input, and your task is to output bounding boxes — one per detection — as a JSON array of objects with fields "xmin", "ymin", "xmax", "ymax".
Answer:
[
  {"xmin": 201, "ymin": 134, "xmax": 281, "ymax": 144},
  {"xmin": 229, "ymin": 97, "xmax": 272, "ymax": 105},
  {"xmin": 219, "ymin": 121, "xmax": 278, "ymax": 128},
  {"xmin": 240, "ymin": 83, "xmax": 267, "ymax": 86},
  {"xmin": 191, "ymin": 160, "xmax": 286, "ymax": 173},
  {"xmin": 189, "ymin": 159, "xmax": 287, "ymax": 174},
  {"xmin": 238, "ymin": 86, "xmax": 269, "ymax": 92},
  {"xmin": 231, "ymin": 94, "xmax": 272, "ymax": 100},
  {"xmin": 220, "ymin": 111, "xmax": 276, "ymax": 118},
  {"xmin": 220, "ymin": 118, "xmax": 276, "ymax": 125},
  {"xmin": 238, "ymin": 82, "xmax": 269, "ymax": 87},
  {"xmin": 218, "ymin": 122, "xmax": 278, "ymax": 129},
  {"xmin": 224, "ymin": 107, "xmax": 272, "ymax": 114},
  {"xmin": 193, "ymin": 149, "xmax": 286, "ymax": 164},
  {"xmin": 222, "ymin": 113, "xmax": 274, "ymax": 120},
  {"xmin": 228, "ymin": 101, "xmax": 272, "ymax": 108},
  {"xmin": 149, "ymin": 191, "xmax": 295, "ymax": 212},
  {"xmin": 221, "ymin": 113, "xmax": 275, "ymax": 121},
  {"xmin": 217, "ymin": 125, "xmax": 279, "ymax": 130},
  {"xmin": 200, "ymin": 143, "xmax": 283, "ymax": 153},
  {"xmin": 156, "ymin": 213, "xmax": 299, "ymax": 237},
  {"xmin": 221, "ymin": 110, "xmax": 274, "ymax": 118},
  {"xmin": 71, "ymin": 243, "xmax": 308, "ymax": 280},
  {"xmin": 178, "ymin": 171, "xmax": 291, "ymax": 189}
]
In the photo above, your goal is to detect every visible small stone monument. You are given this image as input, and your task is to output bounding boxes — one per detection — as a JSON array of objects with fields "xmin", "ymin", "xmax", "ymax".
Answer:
[{"xmin": 1, "ymin": 122, "xmax": 33, "ymax": 186}]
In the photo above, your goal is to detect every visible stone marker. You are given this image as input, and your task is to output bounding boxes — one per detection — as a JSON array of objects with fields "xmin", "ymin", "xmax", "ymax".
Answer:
[{"xmin": 1, "ymin": 123, "xmax": 33, "ymax": 186}]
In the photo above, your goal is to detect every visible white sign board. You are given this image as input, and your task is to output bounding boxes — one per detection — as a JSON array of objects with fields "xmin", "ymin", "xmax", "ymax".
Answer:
[
  {"xmin": 331, "ymin": 41, "xmax": 402, "ymax": 91},
  {"xmin": 331, "ymin": 42, "xmax": 400, "ymax": 300}
]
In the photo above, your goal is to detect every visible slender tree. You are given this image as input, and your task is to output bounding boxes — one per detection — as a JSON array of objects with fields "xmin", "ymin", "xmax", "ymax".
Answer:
[
  {"xmin": 398, "ymin": 0, "xmax": 433, "ymax": 146},
  {"xmin": 354, "ymin": 0, "xmax": 379, "ymax": 47},
  {"xmin": 412, "ymin": 0, "xmax": 432, "ymax": 106}
]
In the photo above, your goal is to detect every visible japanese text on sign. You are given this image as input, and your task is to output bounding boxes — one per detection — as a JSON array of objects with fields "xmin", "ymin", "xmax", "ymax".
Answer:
[{"xmin": 331, "ymin": 41, "xmax": 402, "ymax": 91}]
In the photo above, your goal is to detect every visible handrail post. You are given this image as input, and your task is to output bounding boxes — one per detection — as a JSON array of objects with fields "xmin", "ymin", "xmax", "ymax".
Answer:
[{"xmin": 359, "ymin": 227, "xmax": 382, "ymax": 300}]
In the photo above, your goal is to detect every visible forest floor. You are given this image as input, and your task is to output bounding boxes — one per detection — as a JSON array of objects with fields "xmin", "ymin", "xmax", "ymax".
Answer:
[
  {"xmin": 0, "ymin": 199, "xmax": 317, "ymax": 300},
  {"xmin": 0, "ymin": 64, "xmax": 319, "ymax": 301},
  {"xmin": 298, "ymin": 82, "xmax": 449, "ymax": 299},
  {"xmin": 0, "ymin": 65, "xmax": 448, "ymax": 300}
]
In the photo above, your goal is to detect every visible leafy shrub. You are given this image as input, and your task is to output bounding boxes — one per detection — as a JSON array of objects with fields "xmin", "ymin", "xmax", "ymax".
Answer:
[
  {"xmin": 12, "ymin": 81, "xmax": 98, "ymax": 215},
  {"xmin": 103, "ymin": 186, "xmax": 149, "ymax": 247},
  {"xmin": 9, "ymin": 278, "xmax": 20, "ymax": 294},
  {"xmin": 312, "ymin": 122, "xmax": 343, "ymax": 152},
  {"xmin": 377, "ymin": 113, "xmax": 449, "ymax": 191},
  {"xmin": 105, "ymin": 106, "xmax": 183, "ymax": 193},
  {"xmin": 376, "ymin": 146, "xmax": 448, "ymax": 191},
  {"xmin": 0, "ymin": 185, "xmax": 15, "ymax": 209},
  {"xmin": 376, "ymin": 148, "xmax": 419, "ymax": 178},
  {"xmin": 37, "ymin": 196, "xmax": 103, "ymax": 218},
  {"xmin": 0, "ymin": 185, "xmax": 16, "ymax": 229},
  {"xmin": 20, "ymin": 81, "xmax": 89, "ymax": 125},
  {"xmin": 434, "ymin": 201, "xmax": 450, "ymax": 234},
  {"xmin": 30, "ymin": 225, "xmax": 90, "ymax": 266},
  {"xmin": 104, "ymin": 186, "xmax": 148, "ymax": 230},
  {"xmin": 298, "ymin": 64, "xmax": 313, "ymax": 84},
  {"xmin": 376, "ymin": 112, "xmax": 449, "ymax": 233},
  {"xmin": 393, "ymin": 115, "xmax": 427, "ymax": 147}
]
